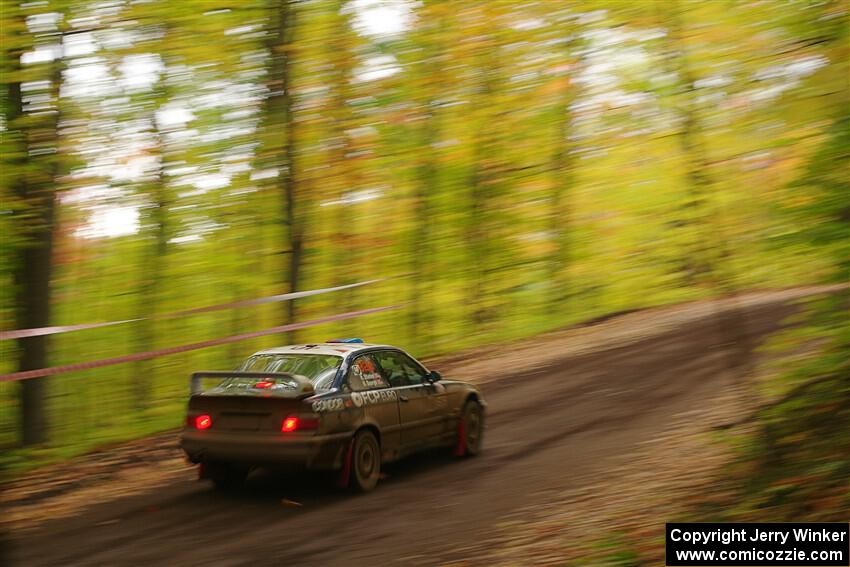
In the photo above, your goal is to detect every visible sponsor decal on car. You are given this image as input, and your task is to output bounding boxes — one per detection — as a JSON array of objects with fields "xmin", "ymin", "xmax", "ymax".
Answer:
[
  {"xmin": 312, "ymin": 397, "xmax": 345, "ymax": 413},
  {"xmin": 354, "ymin": 358, "xmax": 388, "ymax": 389},
  {"xmin": 314, "ymin": 390, "xmax": 399, "ymax": 412},
  {"xmin": 353, "ymin": 389, "xmax": 398, "ymax": 406}
]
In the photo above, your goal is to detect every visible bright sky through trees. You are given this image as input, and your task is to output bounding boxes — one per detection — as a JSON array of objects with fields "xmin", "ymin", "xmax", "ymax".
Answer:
[{"xmin": 55, "ymin": 0, "xmax": 414, "ymax": 238}]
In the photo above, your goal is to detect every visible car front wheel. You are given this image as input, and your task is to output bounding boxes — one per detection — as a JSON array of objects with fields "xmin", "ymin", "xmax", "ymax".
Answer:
[{"xmin": 457, "ymin": 401, "xmax": 484, "ymax": 457}]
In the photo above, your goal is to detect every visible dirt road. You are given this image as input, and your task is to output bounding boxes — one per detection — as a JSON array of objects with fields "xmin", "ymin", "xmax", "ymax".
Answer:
[{"xmin": 8, "ymin": 295, "xmax": 806, "ymax": 566}]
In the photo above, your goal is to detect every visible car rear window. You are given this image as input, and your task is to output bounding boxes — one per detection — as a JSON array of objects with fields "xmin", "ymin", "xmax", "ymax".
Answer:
[
  {"xmin": 198, "ymin": 355, "xmax": 342, "ymax": 396},
  {"xmin": 237, "ymin": 354, "xmax": 342, "ymax": 385}
]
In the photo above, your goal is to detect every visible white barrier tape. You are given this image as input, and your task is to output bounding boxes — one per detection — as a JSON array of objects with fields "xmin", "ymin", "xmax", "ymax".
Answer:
[
  {"xmin": 0, "ymin": 278, "xmax": 388, "ymax": 341},
  {"xmin": 0, "ymin": 304, "xmax": 401, "ymax": 382},
  {"xmin": 0, "ymin": 319, "xmax": 143, "ymax": 341}
]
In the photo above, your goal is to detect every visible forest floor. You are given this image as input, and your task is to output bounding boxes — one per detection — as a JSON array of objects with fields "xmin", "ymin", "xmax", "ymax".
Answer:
[{"xmin": 2, "ymin": 285, "xmax": 839, "ymax": 566}]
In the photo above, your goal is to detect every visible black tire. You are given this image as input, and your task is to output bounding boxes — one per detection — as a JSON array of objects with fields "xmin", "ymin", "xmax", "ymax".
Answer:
[
  {"xmin": 459, "ymin": 401, "xmax": 484, "ymax": 457},
  {"xmin": 351, "ymin": 430, "xmax": 381, "ymax": 492},
  {"xmin": 204, "ymin": 461, "xmax": 248, "ymax": 491}
]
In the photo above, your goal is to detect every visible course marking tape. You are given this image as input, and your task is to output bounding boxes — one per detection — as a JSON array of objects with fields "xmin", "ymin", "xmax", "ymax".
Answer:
[
  {"xmin": 0, "ymin": 278, "xmax": 389, "ymax": 341},
  {"xmin": 0, "ymin": 304, "xmax": 401, "ymax": 382}
]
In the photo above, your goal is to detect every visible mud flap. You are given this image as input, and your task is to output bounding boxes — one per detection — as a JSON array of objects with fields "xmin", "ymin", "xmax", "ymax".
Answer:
[
  {"xmin": 453, "ymin": 417, "xmax": 467, "ymax": 457},
  {"xmin": 337, "ymin": 438, "xmax": 355, "ymax": 488}
]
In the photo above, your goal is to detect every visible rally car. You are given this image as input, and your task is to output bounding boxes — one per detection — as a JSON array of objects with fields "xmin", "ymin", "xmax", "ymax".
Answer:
[{"xmin": 180, "ymin": 339, "xmax": 485, "ymax": 491}]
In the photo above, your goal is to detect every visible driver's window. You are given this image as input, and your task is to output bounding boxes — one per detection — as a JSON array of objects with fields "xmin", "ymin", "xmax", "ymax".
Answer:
[
  {"xmin": 347, "ymin": 354, "xmax": 388, "ymax": 391},
  {"xmin": 374, "ymin": 351, "xmax": 410, "ymax": 387},
  {"xmin": 398, "ymin": 353, "xmax": 428, "ymax": 385},
  {"xmin": 374, "ymin": 351, "xmax": 428, "ymax": 387}
]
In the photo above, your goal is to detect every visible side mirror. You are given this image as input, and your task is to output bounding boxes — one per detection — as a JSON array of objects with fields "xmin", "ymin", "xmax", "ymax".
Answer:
[{"xmin": 426, "ymin": 370, "xmax": 442, "ymax": 384}]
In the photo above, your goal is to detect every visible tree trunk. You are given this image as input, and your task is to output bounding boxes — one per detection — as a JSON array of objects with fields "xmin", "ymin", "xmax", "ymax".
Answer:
[
  {"xmin": 8, "ymin": 31, "xmax": 62, "ymax": 445},
  {"xmin": 132, "ymin": 68, "xmax": 172, "ymax": 407},
  {"xmin": 467, "ymin": 19, "xmax": 500, "ymax": 327},
  {"xmin": 281, "ymin": 0, "xmax": 300, "ymax": 344},
  {"xmin": 327, "ymin": 1, "xmax": 359, "ymax": 329},
  {"xmin": 408, "ymin": 5, "xmax": 446, "ymax": 346},
  {"xmin": 547, "ymin": 53, "xmax": 580, "ymax": 313},
  {"xmin": 262, "ymin": 0, "xmax": 300, "ymax": 342},
  {"xmin": 664, "ymin": 3, "xmax": 753, "ymax": 377},
  {"xmin": 409, "ymin": 117, "xmax": 437, "ymax": 343},
  {"xmin": 15, "ymin": 205, "xmax": 55, "ymax": 446},
  {"xmin": 132, "ymin": 173, "xmax": 168, "ymax": 410}
]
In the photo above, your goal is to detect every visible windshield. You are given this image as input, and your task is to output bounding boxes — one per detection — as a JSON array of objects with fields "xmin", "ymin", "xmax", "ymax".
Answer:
[{"xmin": 236, "ymin": 353, "xmax": 342, "ymax": 390}]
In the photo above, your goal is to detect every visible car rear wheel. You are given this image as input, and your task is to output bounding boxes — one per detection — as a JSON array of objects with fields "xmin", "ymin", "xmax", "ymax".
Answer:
[
  {"xmin": 457, "ymin": 401, "xmax": 484, "ymax": 457},
  {"xmin": 204, "ymin": 461, "xmax": 248, "ymax": 491},
  {"xmin": 351, "ymin": 430, "xmax": 381, "ymax": 492}
]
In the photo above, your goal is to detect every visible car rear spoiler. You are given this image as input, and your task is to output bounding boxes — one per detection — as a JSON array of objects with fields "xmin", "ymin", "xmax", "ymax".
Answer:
[{"xmin": 190, "ymin": 371, "xmax": 315, "ymax": 397}]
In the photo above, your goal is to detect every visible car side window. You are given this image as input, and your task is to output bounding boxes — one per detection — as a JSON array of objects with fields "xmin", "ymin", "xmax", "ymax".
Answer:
[
  {"xmin": 375, "ymin": 351, "xmax": 428, "ymax": 387},
  {"xmin": 347, "ymin": 354, "xmax": 388, "ymax": 392},
  {"xmin": 313, "ymin": 367, "xmax": 337, "ymax": 392},
  {"xmin": 374, "ymin": 351, "xmax": 410, "ymax": 388},
  {"xmin": 398, "ymin": 353, "xmax": 429, "ymax": 385}
]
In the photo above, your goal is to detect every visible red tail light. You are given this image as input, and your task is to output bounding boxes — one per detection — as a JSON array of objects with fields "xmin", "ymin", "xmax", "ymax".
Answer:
[
  {"xmin": 281, "ymin": 417, "xmax": 298, "ymax": 432},
  {"xmin": 281, "ymin": 416, "xmax": 319, "ymax": 432},
  {"xmin": 194, "ymin": 415, "xmax": 212, "ymax": 430}
]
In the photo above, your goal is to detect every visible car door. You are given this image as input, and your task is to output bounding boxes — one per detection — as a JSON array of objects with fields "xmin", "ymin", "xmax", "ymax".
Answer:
[
  {"xmin": 374, "ymin": 350, "xmax": 447, "ymax": 449},
  {"xmin": 346, "ymin": 353, "xmax": 401, "ymax": 455}
]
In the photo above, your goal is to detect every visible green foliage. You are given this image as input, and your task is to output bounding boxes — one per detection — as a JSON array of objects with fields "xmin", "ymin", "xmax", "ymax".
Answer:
[
  {"xmin": 719, "ymin": 115, "xmax": 850, "ymax": 521},
  {"xmin": 0, "ymin": 0, "xmax": 847, "ymax": 469},
  {"xmin": 581, "ymin": 532, "xmax": 646, "ymax": 567},
  {"xmin": 679, "ymin": 0, "xmax": 850, "ymax": 525}
]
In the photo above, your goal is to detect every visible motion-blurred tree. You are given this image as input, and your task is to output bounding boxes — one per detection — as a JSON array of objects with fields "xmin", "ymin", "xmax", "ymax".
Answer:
[
  {"xmin": 545, "ymin": 10, "xmax": 583, "ymax": 312},
  {"xmin": 257, "ymin": 0, "xmax": 300, "ymax": 343},
  {"xmin": 3, "ymin": 2, "xmax": 67, "ymax": 445}
]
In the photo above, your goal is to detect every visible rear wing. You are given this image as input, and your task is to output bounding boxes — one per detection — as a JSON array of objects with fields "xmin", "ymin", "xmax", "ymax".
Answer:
[{"xmin": 190, "ymin": 371, "xmax": 315, "ymax": 397}]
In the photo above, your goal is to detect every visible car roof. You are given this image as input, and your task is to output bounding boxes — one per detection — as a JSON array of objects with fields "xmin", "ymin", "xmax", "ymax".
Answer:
[{"xmin": 252, "ymin": 343, "xmax": 393, "ymax": 358}]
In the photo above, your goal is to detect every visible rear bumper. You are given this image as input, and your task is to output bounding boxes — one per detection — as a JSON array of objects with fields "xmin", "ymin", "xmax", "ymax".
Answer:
[{"xmin": 181, "ymin": 430, "xmax": 352, "ymax": 470}]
